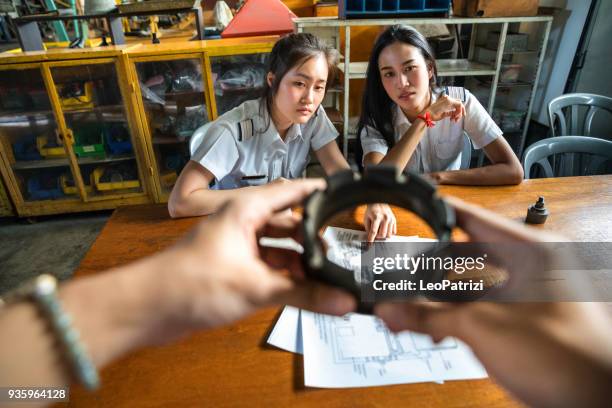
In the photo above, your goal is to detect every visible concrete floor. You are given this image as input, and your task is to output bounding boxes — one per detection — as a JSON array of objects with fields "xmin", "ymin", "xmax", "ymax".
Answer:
[{"xmin": 0, "ymin": 211, "xmax": 110, "ymax": 296}]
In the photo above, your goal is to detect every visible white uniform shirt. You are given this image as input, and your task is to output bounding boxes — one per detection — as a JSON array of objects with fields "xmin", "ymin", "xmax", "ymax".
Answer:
[
  {"xmin": 191, "ymin": 98, "xmax": 338, "ymax": 189},
  {"xmin": 360, "ymin": 89, "xmax": 502, "ymax": 173}
]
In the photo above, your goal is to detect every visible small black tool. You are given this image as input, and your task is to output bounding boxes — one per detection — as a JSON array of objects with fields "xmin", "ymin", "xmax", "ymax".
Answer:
[{"xmin": 525, "ymin": 196, "xmax": 549, "ymax": 224}]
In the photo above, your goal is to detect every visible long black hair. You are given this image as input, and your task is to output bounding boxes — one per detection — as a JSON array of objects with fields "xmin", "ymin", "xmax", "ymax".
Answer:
[
  {"xmin": 261, "ymin": 33, "xmax": 339, "ymax": 130},
  {"xmin": 356, "ymin": 25, "xmax": 438, "ymax": 169}
]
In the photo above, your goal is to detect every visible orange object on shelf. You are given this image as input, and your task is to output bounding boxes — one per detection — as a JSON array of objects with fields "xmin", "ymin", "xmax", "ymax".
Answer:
[
  {"xmin": 315, "ymin": 2, "xmax": 338, "ymax": 17},
  {"xmin": 221, "ymin": 0, "xmax": 297, "ymax": 39}
]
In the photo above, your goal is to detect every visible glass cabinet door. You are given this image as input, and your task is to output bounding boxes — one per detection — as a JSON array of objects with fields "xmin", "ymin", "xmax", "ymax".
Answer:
[
  {"xmin": 0, "ymin": 176, "xmax": 13, "ymax": 216},
  {"xmin": 134, "ymin": 56, "xmax": 208, "ymax": 196},
  {"xmin": 50, "ymin": 62, "xmax": 144, "ymax": 199},
  {"xmin": 210, "ymin": 53, "xmax": 268, "ymax": 116},
  {"xmin": 0, "ymin": 67, "xmax": 79, "ymax": 204}
]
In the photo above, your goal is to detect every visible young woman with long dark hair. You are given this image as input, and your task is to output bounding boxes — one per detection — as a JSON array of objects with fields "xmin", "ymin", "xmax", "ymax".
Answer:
[{"xmin": 357, "ymin": 25, "xmax": 523, "ymax": 185}]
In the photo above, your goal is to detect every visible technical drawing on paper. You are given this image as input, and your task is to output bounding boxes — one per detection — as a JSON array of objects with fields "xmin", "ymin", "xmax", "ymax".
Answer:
[
  {"xmin": 315, "ymin": 312, "xmax": 458, "ymax": 379},
  {"xmin": 321, "ymin": 226, "xmax": 433, "ymax": 283},
  {"xmin": 301, "ymin": 310, "xmax": 487, "ymax": 388},
  {"xmin": 323, "ymin": 227, "xmax": 364, "ymax": 275}
]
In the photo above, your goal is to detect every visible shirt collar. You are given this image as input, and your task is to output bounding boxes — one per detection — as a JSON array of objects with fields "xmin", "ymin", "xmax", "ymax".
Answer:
[
  {"xmin": 285, "ymin": 123, "xmax": 304, "ymax": 143},
  {"xmin": 257, "ymin": 100, "xmax": 304, "ymax": 144},
  {"xmin": 393, "ymin": 104, "xmax": 411, "ymax": 135}
]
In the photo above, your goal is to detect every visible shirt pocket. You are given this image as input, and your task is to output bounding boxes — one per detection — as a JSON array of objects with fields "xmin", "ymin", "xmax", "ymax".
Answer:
[
  {"xmin": 288, "ymin": 154, "xmax": 309, "ymax": 178},
  {"xmin": 269, "ymin": 157, "xmax": 285, "ymax": 180},
  {"xmin": 238, "ymin": 157, "xmax": 269, "ymax": 187},
  {"xmin": 434, "ymin": 126, "xmax": 463, "ymax": 160}
]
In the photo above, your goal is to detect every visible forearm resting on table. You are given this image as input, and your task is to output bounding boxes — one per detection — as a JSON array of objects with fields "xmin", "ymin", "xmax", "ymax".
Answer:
[
  {"xmin": 169, "ymin": 161, "xmax": 268, "ymax": 218},
  {"xmin": 434, "ymin": 137, "xmax": 523, "ymax": 185},
  {"xmin": 434, "ymin": 162, "xmax": 523, "ymax": 185},
  {"xmin": 0, "ymin": 253, "xmax": 180, "ymax": 391},
  {"xmin": 168, "ymin": 186, "xmax": 267, "ymax": 218}
]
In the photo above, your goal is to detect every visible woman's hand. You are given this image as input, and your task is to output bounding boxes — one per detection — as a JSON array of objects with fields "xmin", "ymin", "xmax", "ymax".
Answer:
[
  {"xmin": 160, "ymin": 179, "xmax": 356, "ymax": 331},
  {"xmin": 426, "ymin": 171, "xmax": 445, "ymax": 184},
  {"xmin": 1, "ymin": 180, "xmax": 357, "ymax": 389},
  {"xmin": 374, "ymin": 197, "xmax": 612, "ymax": 408},
  {"xmin": 364, "ymin": 203, "xmax": 397, "ymax": 242},
  {"xmin": 421, "ymin": 94, "xmax": 465, "ymax": 123}
]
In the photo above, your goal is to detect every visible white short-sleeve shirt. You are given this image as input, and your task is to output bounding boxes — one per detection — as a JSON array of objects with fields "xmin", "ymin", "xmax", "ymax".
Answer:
[
  {"xmin": 191, "ymin": 98, "xmax": 338, "ymax": 189},
  {"xmin": 360, "ymin": 88, "xmax": 502, "ymax": 173}
]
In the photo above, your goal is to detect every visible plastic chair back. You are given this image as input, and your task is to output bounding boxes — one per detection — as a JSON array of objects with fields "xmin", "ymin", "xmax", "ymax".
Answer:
[
  {"xmin": 460, "ymin": 132, "xmax": 472, "ymax": 170},
  {"xmin": 548, "ymin": 93, "xmax": 612, "ymax": 137},
  {"xmin": 189, "ymin": 122, "xmax": 213, "ymax": 157},
  {"xmin": 523, "ymin": 136, "xmax": 612, "ymax": 179}
]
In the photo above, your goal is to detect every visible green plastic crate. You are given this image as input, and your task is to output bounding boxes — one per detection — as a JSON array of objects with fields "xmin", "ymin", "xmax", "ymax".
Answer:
[{"xmin": 73, "ymin": 124, "xmax": 106, "ymax": 159}]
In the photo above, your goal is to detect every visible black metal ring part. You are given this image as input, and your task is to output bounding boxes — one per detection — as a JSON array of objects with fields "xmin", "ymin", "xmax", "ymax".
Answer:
[{"xmin": 301, "ymin": 165, "xmax": 455, "ymax": 313}]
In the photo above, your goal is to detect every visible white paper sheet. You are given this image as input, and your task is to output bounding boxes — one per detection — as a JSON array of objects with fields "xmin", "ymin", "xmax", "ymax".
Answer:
[
  {"xmin": 301, "ymin": 310, "xmax": 488, "ymax": 388},
  {"xmin": 322, "ymin": 226, "xmax": 435, "ymax": 245},
  {"xmin": 267, "ymin": 306, "xmax": 303, "ymax": 354},
  {"xmin": 266, "ymin": 227, "xmax": 487, "ymax": 389},
  {"xmin": 322, "ymin": 226, "xmax": 437, "ymax": 280},
  {"xmin": 259, "ymin": 237, "xmax": 303, "ymax": 253}
]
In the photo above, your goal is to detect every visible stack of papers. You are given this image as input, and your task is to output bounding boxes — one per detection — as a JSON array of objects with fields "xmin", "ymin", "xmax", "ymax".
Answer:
[{"xmin": 265, "ymin": 227, "xmax": 488, "ymax": 388}]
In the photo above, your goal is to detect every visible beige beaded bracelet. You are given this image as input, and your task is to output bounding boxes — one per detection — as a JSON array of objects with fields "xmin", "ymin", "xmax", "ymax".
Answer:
[{"xmin": 0, "ymin": 274, "xmax": 100, "ymax": 390}]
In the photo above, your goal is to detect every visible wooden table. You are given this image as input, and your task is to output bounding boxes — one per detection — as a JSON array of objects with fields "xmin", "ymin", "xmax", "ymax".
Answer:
[{"xmin": 68, "ymin": 176, "xmax": 612, "ymax": 407}]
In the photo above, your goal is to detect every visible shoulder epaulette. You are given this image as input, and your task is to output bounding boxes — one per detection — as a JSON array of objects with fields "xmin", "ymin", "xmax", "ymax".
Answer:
[
  {"xmin": 444, "ymin": 86, "xmax": 467, "ymax": 103},
  {"xmin": 237, "ymin": 119, "xmax": 254, "ymax": 142}
]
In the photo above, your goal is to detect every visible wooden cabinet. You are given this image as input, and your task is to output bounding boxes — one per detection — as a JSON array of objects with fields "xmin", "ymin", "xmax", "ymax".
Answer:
[
  {"xmin": 0, "ymin": 175, "xmax": 13, "ymax": 217},
  {"xmin": 0, "ymin": 38, "xmax": 277, "ymax": 215},
  {"xmin": 130, "ymin": 52, "xmax": 211, "ymax": 201},
  {"xmin": 0, "ymin": 47, "xmax": 153, "ymax": 217},
  {"xmin": 208, "ymin": 51, "xmax": 269, "ymax": 117}
]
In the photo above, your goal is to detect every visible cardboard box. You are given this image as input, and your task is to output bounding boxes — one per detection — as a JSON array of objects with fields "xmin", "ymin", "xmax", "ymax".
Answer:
[{"xmin": 453, "ymin": 0, "xmax": 538, "ymax": 17}]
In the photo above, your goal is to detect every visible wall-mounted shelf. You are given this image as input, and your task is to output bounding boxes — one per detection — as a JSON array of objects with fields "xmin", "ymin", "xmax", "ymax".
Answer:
[
  {"xmin": 338, "ymin": 59, "xmax": 497, "ymax": 78},
  {"xmin": 476, "ymin": 45, "xmax": 539, "ymax": 55},
  {"xmin": 12, "ymin": 154, "xmax": 135, "ymax": 170},
  {"xmin": 12, "ymin": 6, "xmax": 205, "ymax": 52}
]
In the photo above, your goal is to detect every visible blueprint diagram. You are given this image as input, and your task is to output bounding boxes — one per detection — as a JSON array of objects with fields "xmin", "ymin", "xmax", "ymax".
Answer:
[
  {"xmin": 322, "ymin": 226, "xmax": 435, "ymax": 283},
  {"xmin": 301, "ymin": 310, "xmax": 487, "ymax": 388},
  {"xmin": 267, "ymin": 227, "xmax": 487, "ymax": 388}
]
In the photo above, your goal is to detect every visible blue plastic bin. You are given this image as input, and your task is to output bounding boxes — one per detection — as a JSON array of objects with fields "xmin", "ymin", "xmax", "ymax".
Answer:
[
  {"xmin": 13, "ymin": 137, "xmax": 43, "ymax": 161},
  {"xmin": 104, "ymin": 124, "xmax": 133, "ymax": 155},
  {"xmin": 340, "ymin": 0, "xmax": 450, "ymax": 18},
  {"xmin": 27, "ymin": 174, "xmax": 64, "ymax": 200}
]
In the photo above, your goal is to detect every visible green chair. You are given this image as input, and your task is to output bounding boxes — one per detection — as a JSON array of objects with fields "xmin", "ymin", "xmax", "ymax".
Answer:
[{"xmin": 523, "ymin": 136, "xmax": 612, "ymax": 179}]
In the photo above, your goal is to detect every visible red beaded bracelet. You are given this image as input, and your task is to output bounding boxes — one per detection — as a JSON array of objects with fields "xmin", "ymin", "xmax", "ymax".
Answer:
[{"xmin": 416, "ymin": 111, "xmax": 435, "ymax": 128}]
